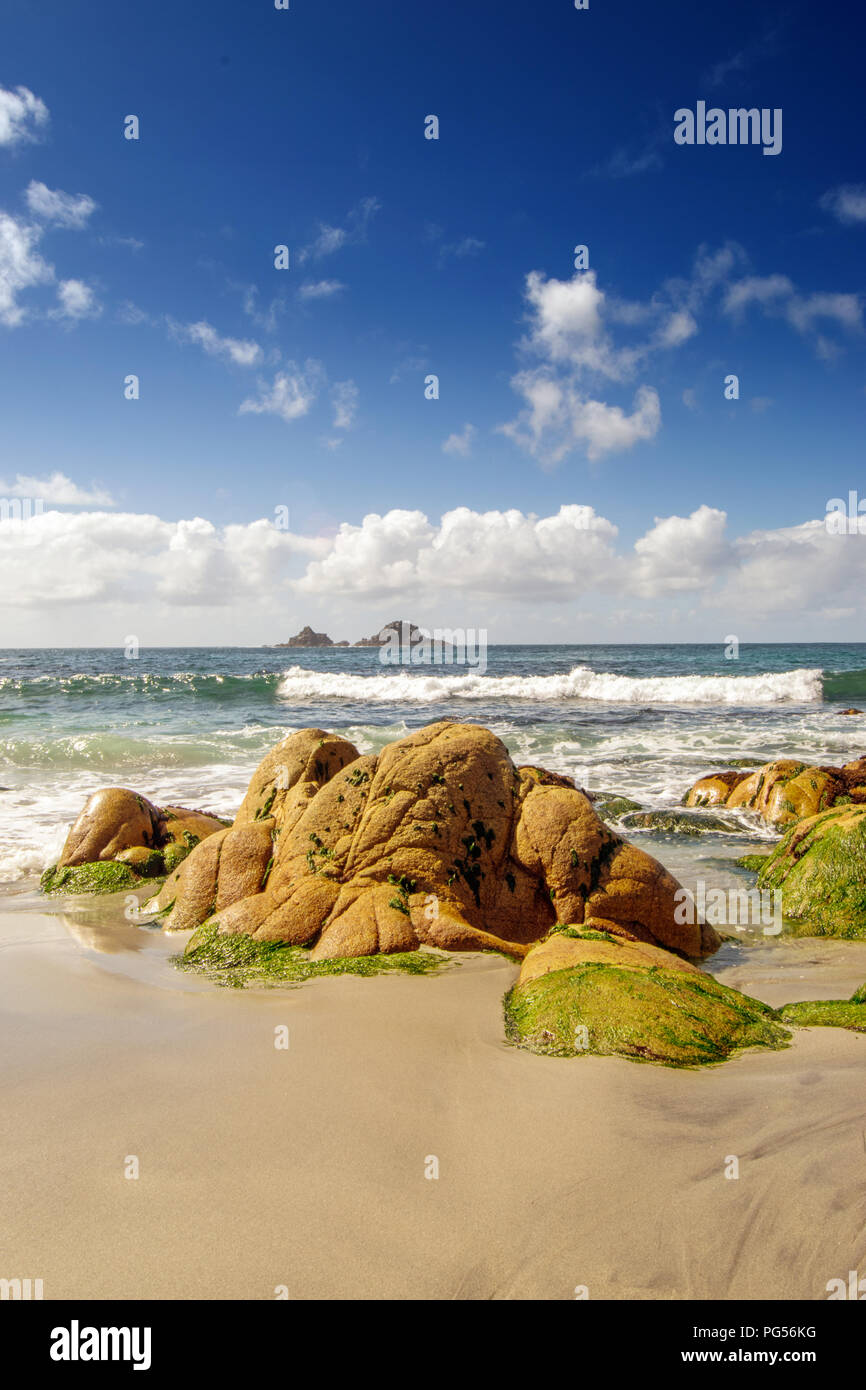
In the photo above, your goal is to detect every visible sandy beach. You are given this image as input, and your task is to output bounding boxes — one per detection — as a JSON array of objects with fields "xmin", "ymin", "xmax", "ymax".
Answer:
[{"xmin": 2, "ymin": 895, "xmax": 864, "ymax": 1302}]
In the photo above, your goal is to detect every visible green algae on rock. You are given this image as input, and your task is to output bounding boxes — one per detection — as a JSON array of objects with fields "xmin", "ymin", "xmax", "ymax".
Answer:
[
  {"xmin": 778, "ymin": 999, "xmax": 866, "ymax": 1033},
  {"xmin": 176, "ymin": 920, "xmax": 451, "ymax": 989},
  {"xmin": 756, "ymin": 804, "xmax": 866, "ymax": 939},
  {"xmin": 621, "ymin": 809, "xmax": 739, "ymax": 836},
  {"xmin": 736, "ymin": 853, "xmax": 771, "ymax": 872},
  {"xmin": 504, "ymin": 962, "xmax": 789, "ymax": 1067},
  {"xmin": 594, "ymin": 796, "xmax": 643, "ymax": 821},
  {"xmin": 40, "ymin": 860, "xmax": 145, "ymax": 895}
]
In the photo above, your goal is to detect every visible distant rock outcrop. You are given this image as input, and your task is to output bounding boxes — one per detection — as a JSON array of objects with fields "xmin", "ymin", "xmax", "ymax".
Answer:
[
  {"xmin": 276, "ymin": 626, "xmax": 348, "ymax": 648},
  {"xmin": 354, "ymin": 620, "xmax": 451, "ymax": 648}
]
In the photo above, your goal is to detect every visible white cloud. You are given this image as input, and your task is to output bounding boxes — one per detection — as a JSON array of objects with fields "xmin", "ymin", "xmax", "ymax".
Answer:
[
  {"xmin": 239, "ymin": 361, "xmax": 325, "ymax": 423},
  {"xmin": 0, "ymin": 472, "xmax": 114, "ymax": 506},
  {"xmin": 295, "ymin": 505, "xmax": 620, "ymax": 600},
  {"xmin": 633, "ymin": 505, "xmax": 732, "ymax": 595},
  {"xmin": 502, "ymin": 370, "xmax": 660, "ymax": 464},
  {"xmin": 442, "ymin": 423, "xmax": 476, "ymax": 456},
  {"xmin": 722, "ymin": 274, "xmax": 793, "ymax": 317},
  {"xmin": 299, "ymin": 279, "xmax": 345, "ymax": 300},
  {"xmin": 655, "ymin": 309, "xmax": 698, "ymax": 348},
  {"xmin": 437, "ymin": 235, "xmax": 485, "ymax": 264},
  {"xmin": 170, "ymin": 318, "xmax": 262, "ymax": 367},
  {"xmin": 0, "ymin": 184, "xmax": 99, "ymax": 327},
  {"xmin": 25, "ymin": 181, "xmax": 97, "ymax": 230},
  {"xmin": 331, "ymin": 379, "xmax": 359, "ymax": 430},
  {"xmin": 0, "ymin": 509, "xmax": 327, "ymax": 608},
  {"xmin": 723, "ymin": 274, "xmax": 862, "ymax": 345},
  {"xmin": 0, "ymin": 84, "xmax": 49, "ymax": 148},
  {"xmin": 820, "ymin": 185, "xmax": 866, "ymax": 225},
  {"xmin": 53, "ymin": 278, "xmax": 101, "ymax": 320},
  {"xmin": 3, "ymin": 499, "xmax": 866, "ymax": 632},
  {"xmin": 297, "ymin": 197, "xmax": 380, "ymax": 263},
  {"xmin": 0, "ymin": 211, "xmax": 52, "ymax": 326}
]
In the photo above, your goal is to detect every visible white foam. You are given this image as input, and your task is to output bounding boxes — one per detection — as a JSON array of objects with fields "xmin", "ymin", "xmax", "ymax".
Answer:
[{"xmin": 276, "ymin": 664, "xmax": 824, "ymax": 706}]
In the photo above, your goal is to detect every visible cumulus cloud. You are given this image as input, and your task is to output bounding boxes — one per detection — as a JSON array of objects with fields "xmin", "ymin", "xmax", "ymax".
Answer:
[
  {"xmin": 633, "ymin": 505, "xmax": 733, "ymax": 595},
  {"xmin": 442, "ymin": 423, "xmax": 476, "ymax": 456},
  {"xmin": 0, "ymin": 211, "xmax": 53, "ymax": 326},
  {"xmin": 0, "ymin": 84, "xmax": 49, "ymax": 147},
  {"xmin": 2, "ymin": 499, "xmax": 865, "ymax": 626},
  {"xmin": 169, "ymin": 318, "xmax": 262, "ymax": 367},
  {"xmin": 239, "ymin": 361, "xmax": 325, "ymax": 423},
  {"xmin": 53, "ymin": 278, "xmax": 101, "ymax": 320},
  {"xmin": 820, "ymin": 185, "xmax": 866, "ymax": 225},
  {"xmin": 502, "ymin": 369, "xmax": 660, "ymax": 464},
  {"xmin": 0, "ymin": 188, "xmax": 98, "ymax": 327},
  {"xmin": 0, "ymin": 509, "xmax": 327, "ymax": 608},
  {"xmin": 25, "ymin": 181, "xmax": 97, "ymax": 229},
  {"xmin": 0, "ymin": 472, "xmax": 114, "ymax": 506},
  {"xmin": 295, "ymin": 505, "xmax": 620, "ymax": 600}
]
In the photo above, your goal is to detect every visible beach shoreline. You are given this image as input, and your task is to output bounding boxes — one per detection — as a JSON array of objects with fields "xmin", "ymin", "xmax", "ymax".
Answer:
[{"xmin": 2, "ymin": 901, "xmax": 864, "ymax": 1301}]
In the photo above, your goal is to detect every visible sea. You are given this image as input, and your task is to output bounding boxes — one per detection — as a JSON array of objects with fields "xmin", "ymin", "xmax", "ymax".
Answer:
[{"xmin": 2, "ymin": 643, "xmax": 865, "ymax": 915}]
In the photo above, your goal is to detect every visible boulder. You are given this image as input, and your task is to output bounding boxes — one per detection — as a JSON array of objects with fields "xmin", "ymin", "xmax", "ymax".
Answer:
[
  {"xmin": 43, "ymin": 787, "xmax": 228, "ymax": 893},
  {"xmin": 155, "ymin": 722, "xmax": 719, "ymax": 964},
  {"xmin": 683, "ymin": 756, "xmax": 866, "ymax": 828},
  {"xmin": 504, "ymin": 929, "xmax": 788, "ymax": 1066},
  {"xmin": 756, "ymin": 803, "xmax": 866, "ymax": 938}
]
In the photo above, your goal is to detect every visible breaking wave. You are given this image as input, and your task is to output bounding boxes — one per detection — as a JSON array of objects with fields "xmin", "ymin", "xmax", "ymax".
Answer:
[{"xmin": 275, "ymin": 664, "xmax": 825, "ymax": 706}]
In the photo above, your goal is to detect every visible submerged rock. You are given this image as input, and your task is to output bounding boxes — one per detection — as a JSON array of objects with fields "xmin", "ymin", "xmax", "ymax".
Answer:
[
  {"xmin": 595, "ymin": 795, "xmax": 643, "ymax": 820},
  {"xmin": 621, "ymin": 808, "xmax": 739, "ymax": 836}
]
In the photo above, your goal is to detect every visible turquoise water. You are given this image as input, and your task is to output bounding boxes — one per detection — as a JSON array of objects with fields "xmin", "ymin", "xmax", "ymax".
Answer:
[{"xmin": 2, "ymin": 643, "xmax": 865, "ymax": 894}]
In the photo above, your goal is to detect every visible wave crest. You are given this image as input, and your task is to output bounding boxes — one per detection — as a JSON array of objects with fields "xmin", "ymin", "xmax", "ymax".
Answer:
[{"xmin": 275, "ymin": 664, "xmax": 824, "ymax": 706}]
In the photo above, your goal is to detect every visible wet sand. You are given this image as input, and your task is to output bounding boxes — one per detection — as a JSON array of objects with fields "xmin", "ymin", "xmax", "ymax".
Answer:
[{"xmin": 1, "ymin": 900, "xmax": 865, "ymax": 1300}]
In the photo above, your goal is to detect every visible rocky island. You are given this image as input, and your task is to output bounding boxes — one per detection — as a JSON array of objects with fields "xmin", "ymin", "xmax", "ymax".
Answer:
[{"xmin": 276, "ymin": 626, "xmax": 349, "ymax": 648}]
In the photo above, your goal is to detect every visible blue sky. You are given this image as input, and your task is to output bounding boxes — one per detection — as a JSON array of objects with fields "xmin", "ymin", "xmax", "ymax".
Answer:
[{"xmin": 0, "ymin": 0, "xmax": 865, "ymax": 644}]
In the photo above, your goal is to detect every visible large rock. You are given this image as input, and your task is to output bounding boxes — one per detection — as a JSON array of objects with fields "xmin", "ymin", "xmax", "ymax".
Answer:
[
  {"xmin": 683, "ymin": 757, "xmax": 866, "ymax": 828},
  {"xmin": 756, "ymin": 803, "xmax": 866, "ymax": 938},
  {"xmin": 504, "ymin": 928, "xmax": 788, "ymax": 1066},
  {"xmin": 151, "ymin": 722, "xmax": 720, "ymax": 964},
  {"xmin": 43, "ymin": 788, "xmax": 228, "ymax": 892}
]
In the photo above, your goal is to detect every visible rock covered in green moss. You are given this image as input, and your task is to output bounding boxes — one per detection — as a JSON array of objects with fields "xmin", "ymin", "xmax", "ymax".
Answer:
[
  {"xmin": 594, "ymin": 796, "xmax": 643, "ymax": 821},
  {"xmin": 40, "ymin": 786, "xmax": 227, "ymax": 897},
  {"xmin": 736, "ymin": 853, "xmax": 771, "ymax": 872},
  {"xmin": 778, "ymin": 999, "xmax": 866, "ymax": 1033},
  {"xmin": 115, "ymin": 846, "xmax": 166, "ymax": 877},
  {"xmin": 177, "ymin": 920, "xmax": 450, "ymax": 989},
  {"xmin": 40, "ymin": 860, "xmax": 143, "ymax": 895},
  {"xmin": 756, "ymin": 804, "xmax": 866, "ymax": 939},
  {"xmin": 504, "ymin": 954, "xmax": 789, "ymax": 1067},
  {"xmin": 621, "ymin": 809, "xmax": 739, "ymax": 836}
]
